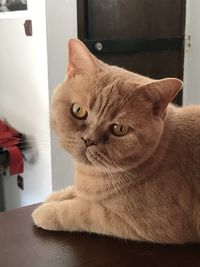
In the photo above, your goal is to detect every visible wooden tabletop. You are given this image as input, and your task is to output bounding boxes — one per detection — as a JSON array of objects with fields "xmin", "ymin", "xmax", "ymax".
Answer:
[{"xmin": 0, "ymin": 204, "xmax": 200, "ymax": 267}]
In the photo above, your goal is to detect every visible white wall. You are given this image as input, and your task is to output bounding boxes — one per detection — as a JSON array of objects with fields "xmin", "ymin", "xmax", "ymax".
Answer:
[
  {"xmin": 45, "ymin": 0, "xmax": 77, "ymax": 190},
  {"xmin": 183, "ymin": 0, "xmax": 200, "ymax": 105},
  {"xmin": 0, "ymin": 0, "xmax": 78, "ymax": 210},
  {"xmin": 0, "ymin": 0, "xmax": 52, "ymax": 210}
]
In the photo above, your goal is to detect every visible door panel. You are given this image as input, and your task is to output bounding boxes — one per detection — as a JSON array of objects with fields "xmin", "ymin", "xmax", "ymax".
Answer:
[
  {"xmin": 99, "ymin": 51, "xmax": 181, "ymax": 78},
  {"xmin": 87, "ymin": 0, "xmax": 183, "ymax": 39},
  {"xmin": 77, "ymin": 0, "xmax": 186, "ymax": 105}
]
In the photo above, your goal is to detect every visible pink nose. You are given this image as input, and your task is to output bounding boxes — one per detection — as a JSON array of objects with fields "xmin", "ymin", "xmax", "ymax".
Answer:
[{"xmin": 81, "ymin": 137, "xmax": 96, "ymax": 147}]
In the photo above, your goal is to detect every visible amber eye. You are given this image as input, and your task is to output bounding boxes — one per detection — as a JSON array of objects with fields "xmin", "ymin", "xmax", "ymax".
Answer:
[
  {"xmin": 111, "ymin": 124, "xmax": 129, "ymax": 137},
  {"xmin": 71, "ymin": 103, "xmax": 88, "ymax": 120}
]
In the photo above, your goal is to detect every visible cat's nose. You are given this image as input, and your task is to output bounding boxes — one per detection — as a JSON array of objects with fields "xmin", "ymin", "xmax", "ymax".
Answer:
[{"xmin": 81, "ymin": 137, "xmax": 96, "ymax": 147}]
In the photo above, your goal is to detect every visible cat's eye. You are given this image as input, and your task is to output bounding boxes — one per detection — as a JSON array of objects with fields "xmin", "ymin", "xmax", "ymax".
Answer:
[
  {"xmin": 71, "ymin": 103, "xmax": 88, "ymax": 120},
  {"xmin": 111, "ymin": 124, "xmax": 129, "ymax": 137}
]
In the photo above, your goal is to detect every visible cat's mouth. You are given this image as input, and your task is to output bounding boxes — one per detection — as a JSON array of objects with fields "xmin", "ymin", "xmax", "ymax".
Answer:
[
  {"xmin": 83, "ymin": 146, "xmax": 99, "ymax": 166},
  {"xmin": 78, "ymin": 146, "xmax": 94, "ymax": 165},
  {"xmin": 83, "ymin": 151, "xmax": 93, "ymax": 165},
  {"xmin": 85, "ymin": 147, "xmax": 108, "ymax": 168}
]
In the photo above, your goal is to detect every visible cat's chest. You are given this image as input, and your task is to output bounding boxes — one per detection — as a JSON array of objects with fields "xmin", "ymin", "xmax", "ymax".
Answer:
[
  {"xmin": 75, "ymin": 174, "xmax": 124, "ymax": 202},
  {"xmin": 76, "ymin": 169, "xmax": 194, "ymax": 213}
]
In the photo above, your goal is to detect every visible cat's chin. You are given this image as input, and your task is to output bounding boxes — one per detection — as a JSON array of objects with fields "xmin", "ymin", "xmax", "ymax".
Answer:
[
  {"xmin": 83, "ymin": 149, "xmax": 151, "ymax": 173},
  {"xmin": 74, "ymin": 153, "xmax": 92, "ymax": 166},
  {"xmin": 85, "ymin": 148, "xmax": 105, "ymax": 167},
  {"xmin": 84, "ymin": 148, "xmax": 127, "ymax": 172},
  {"xmin": 74, "ymin": 147, "xmax": 148, "ymax": 173},
  {"xmin": 72, "ymin": 148, "xmax": 94, "ymax": 166}
]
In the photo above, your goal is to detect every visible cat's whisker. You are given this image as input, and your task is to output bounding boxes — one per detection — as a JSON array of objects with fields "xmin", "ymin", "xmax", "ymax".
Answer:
[
  {"xmin": 96, "ymin": 151, "xmax": 134, "ymax": 180},
  {"xmin": 98, "ymin": 152, "xmax": 138, "ymax": 198},
  {"xmin": 104, "ymin": 166, "xmax": 133, "ymax": 210},
  {"xmin": 91, "ymin": 151, "xmax": 136, "ymax": 209}
]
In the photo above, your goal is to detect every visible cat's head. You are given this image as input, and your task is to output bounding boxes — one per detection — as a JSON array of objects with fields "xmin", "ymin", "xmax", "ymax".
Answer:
[{"xmin": 51, "ymin": 39, "xmax": 183, "ymax": 171}]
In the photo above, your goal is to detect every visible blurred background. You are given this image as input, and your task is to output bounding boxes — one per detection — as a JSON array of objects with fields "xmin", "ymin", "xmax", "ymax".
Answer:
[{"xmin": 0, "ymin": 0, "xmax": 199, "ymax": 211}]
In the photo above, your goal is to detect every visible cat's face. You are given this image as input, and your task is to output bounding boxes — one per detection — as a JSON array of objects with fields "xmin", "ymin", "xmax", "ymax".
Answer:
[{"xmin": 51, "ymin": 39, "xmax": 182, "ymax": 171}]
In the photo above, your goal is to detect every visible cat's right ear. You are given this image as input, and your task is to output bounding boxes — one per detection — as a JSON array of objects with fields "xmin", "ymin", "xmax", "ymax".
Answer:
[{"xmin": 67, "ymin": 39, "xmax": 96, "ymax": 79}]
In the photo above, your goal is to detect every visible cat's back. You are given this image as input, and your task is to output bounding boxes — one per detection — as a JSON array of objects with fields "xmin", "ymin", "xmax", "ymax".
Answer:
[
  {"xmin": 175, "ymin": 105, "xmax": 200, "ymax": 148},
  {"xmin": 177, "ymin": 105, "xmax": 200, "ymax": 127},
  {"xmin": 171, "ymin": 105, "xmax": 200, "ymax": 191}
]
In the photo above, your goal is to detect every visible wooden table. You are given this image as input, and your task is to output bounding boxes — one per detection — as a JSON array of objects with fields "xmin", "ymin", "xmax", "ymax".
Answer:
[{"xmin": 0, "ymin": 204, "xmax": 200, "ymax": 267}]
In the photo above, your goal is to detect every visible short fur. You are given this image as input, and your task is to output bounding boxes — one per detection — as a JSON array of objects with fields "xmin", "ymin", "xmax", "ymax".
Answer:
[{"xmin": 32, "ymin": 39, "xmax": 200, "ymax": 244}]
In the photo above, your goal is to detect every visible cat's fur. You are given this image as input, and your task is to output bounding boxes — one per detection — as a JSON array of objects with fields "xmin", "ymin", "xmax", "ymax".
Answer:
[{"xmin": 32, "ymin": 39, "xmax": 200, "ymax": 244}]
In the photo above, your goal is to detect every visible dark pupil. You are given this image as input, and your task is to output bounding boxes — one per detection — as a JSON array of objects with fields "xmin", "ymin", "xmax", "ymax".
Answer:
[
  {"xmin": 120, "ymin": 126, "xmax": 123, "ymax": 132},
  {"xmin": 77, "ymin": 107, "xmax": 81, "ymax": 113}
]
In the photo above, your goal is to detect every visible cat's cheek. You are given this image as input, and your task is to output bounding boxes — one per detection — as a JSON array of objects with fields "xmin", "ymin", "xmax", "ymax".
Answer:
[
  {"xmin": 60, "ymin": 139, "xmax": 88, "ymax": 164},
  {"xmin": 59, "ymin": 140, "xmax": 71, "ymax": 154}
]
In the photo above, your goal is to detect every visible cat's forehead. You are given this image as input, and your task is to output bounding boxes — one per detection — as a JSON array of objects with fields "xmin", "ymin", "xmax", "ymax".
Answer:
[
  {"xmin": 86, "ymin": 74, "xmax": 138, "ymax": 122},
  {"xmin": 89, "ymin": 80, "xmax": 121, "ymax": 120},
  {"xmin": 67, "ymin": 69, "xmax": 143, "ymax": 123}
]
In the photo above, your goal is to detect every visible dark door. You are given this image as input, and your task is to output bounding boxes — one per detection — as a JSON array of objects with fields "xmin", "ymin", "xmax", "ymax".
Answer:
[{"xmin": 77, "ymin": 0, "xmax": 186, "ymax": 105}]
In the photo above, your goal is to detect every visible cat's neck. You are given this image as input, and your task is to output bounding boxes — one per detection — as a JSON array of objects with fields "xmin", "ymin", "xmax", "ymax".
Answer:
[{"xmin": 75, "ymin": 164, "xmax": 116, "ymax": 200}]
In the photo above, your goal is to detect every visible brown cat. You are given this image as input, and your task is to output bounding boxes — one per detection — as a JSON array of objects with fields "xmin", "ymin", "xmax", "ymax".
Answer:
[{"xmin": 32, "ymin": 38, "xmax": 200, "ymax": 244}]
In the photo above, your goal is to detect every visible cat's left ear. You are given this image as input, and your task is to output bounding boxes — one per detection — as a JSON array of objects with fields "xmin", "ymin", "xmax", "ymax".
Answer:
[
  {"xmin": 67, "ymin": 38, "xmax": 97, "ymax": 79},
  {"xmin": 138, "ymin": 78, "xmax": 183, "ymax": 116}
]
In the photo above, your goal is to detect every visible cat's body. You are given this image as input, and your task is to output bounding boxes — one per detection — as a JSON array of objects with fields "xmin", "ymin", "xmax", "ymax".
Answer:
[{"xmin": 32, "ymin": 39, "xmax": 200, "ymax": 244}]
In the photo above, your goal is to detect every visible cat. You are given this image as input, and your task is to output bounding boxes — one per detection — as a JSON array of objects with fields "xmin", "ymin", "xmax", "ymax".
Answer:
[{"xmin": 32, "ymin": 38, "xmax": 200, "ymax": 244}]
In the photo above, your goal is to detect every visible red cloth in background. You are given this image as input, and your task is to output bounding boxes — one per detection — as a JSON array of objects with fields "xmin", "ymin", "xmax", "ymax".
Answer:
[{"xmin": 0, "ymin": 120, "xmax": 24, "ymax": 175}]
